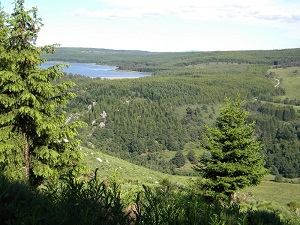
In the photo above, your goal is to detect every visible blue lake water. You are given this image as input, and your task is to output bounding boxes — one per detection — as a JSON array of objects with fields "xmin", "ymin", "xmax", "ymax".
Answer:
[{"xmin": 41, "ymin": 62, "xmax": 151, "ymax": 78}]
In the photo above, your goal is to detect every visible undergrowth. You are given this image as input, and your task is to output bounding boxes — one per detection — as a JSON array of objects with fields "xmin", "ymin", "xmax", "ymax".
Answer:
[{"xmin": 0, "ymin": 172, "xmax": 299, "ymax": 225}]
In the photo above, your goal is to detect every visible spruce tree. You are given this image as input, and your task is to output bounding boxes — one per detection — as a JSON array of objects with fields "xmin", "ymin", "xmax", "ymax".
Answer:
[
  {"xmin": 170, "ymin": 151, "xmax": 185, "ymax": 168},
  {"xmin": 196, "ymin": 97, "xmax": 266, "ymax": 201},
  {"xmin": 0, "ymin": 0, "xmax": 86, "ymax": 185}
]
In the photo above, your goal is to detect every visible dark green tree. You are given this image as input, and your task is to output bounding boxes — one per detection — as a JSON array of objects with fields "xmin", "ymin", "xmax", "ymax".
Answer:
[
  {"xmin": 170, "ymin": 151, "xmax": 185, "ymax": 168},
  {"xmin": 0, "ymin": 0, "xmax": 86, "ymax": 185},
  {"xmin": 187, "ymin": 150, "xmax": 197, "ymax": 164},
  {"xmin": 196, "ymin": 97, "xmax": 266, "ymax": 201}
]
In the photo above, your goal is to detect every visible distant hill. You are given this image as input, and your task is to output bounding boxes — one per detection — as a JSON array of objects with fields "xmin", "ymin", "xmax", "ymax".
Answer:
[{"xmin": 43, "ymin": 47, "xmax": 300, "ymax": 72}]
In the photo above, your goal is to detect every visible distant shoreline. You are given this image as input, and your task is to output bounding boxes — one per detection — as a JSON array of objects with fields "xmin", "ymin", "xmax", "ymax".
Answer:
[{"xmin": 41, "ymin": 62, "xmax": 151, "ymax": 79}]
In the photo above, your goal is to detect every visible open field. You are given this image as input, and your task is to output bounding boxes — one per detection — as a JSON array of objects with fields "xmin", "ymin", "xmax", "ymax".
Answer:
[
  {"xmin": 242, "ymin": 179, "xmax": 300, "ymax": 207},
  {"xmin": 269, "ymin": 66, "xmax": 300, "ymax": 100},
  {"xmin": 83, "ymin": 147, "xmax": 300, "ymax": 209},
  {"xmin": 82, "ymin": 147, "xmax": 192, "ymax": 187}
]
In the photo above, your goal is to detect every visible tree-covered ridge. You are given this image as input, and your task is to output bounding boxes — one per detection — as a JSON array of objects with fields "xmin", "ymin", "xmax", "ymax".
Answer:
[
  {"xmin": 59, "ymin": 61, "xmax": 300, "ymax": 176},
  {"xmin": 66, "ymin": 64, "xmax": 278, "ymax": 109},
  {"xmin": 56, "ymin": 55, "xmax": 300, "ymax": 177},
  {"xmin": 245, "ymin": 101, "xmax": 300, "ymax": 178},
  {"xmin": 43, "ymin": 47, "xmax": 300, "ymax": 72}
]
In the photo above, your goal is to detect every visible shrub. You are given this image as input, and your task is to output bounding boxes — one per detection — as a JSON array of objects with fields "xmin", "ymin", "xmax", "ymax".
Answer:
[{"xmin": 275, "ymin": 173, "xmax": 284, "ymax": 183}]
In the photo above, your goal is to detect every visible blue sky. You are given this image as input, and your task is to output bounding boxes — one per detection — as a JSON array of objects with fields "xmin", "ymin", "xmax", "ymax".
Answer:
[{"xmin": 1, "ymin": 0, "xmax": 300, "ymax": 52}]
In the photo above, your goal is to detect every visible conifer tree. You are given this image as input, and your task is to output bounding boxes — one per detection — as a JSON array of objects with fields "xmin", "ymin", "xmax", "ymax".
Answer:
[
  {"xmin": 196, "ymin": 97, "xmax": 266, "ymax": 201},
  {"xmin": 0, "ymin": 0, "xmax": 86, "ymax": 185},
  {"xmin": 170, "ymin": 151, "xmax": 185, "ymax": 168}
]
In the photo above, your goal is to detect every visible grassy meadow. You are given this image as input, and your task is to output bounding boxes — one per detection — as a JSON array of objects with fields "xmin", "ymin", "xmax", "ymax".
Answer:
[
  {"xmin": 83, "ymin": 146, "xmax": 300, "ymax": 212},
  {"xmin": 269, "ymin": 66, "xmax": 300, "ymax": 101},
  {"xmin": 242, "ymin": 178, "xmax": 300, "ymax": 206},
  {"xmin": 82, "ymin": 147, "xmax": 191, "ymax": 187}
]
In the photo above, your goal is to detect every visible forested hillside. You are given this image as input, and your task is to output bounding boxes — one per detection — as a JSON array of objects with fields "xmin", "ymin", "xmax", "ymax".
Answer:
[
  {"xmin": 1, "ymin": 1, "xmax": 300, "ymax": 224},
  {"xmin": 43, "ymin": 47, "xmax": 300, "ymax": 72},
  {"xmin": 48, "ymin": 48, "xmax": 300, "ymax": 177}
]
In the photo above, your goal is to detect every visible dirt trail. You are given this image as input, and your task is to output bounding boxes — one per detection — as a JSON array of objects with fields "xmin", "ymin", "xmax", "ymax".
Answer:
[{"xmin": 274, "ymin": 78, "xmax": 280, "ymax": 87}]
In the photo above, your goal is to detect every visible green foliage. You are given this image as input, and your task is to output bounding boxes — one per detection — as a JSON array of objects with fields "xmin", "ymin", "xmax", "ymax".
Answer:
[
  {"xmin": 196, "ymin": 97, "xmax": 266, "ymax": 201},
  {"xmin": 246, "ymin": 101, "xmax": 300, "ymax": 178},
  {"xmin": 134, "ymin": 183, "xmax": 293, "ymax": 225},
  {"xmin": 275, "ymin": 174, "xmax": 284, "ymax": 183},
  {"xmin": 46, "ymin": 170, "xmax": 130, "ymax": 225},
  {"xmin": 39, "ymin": 46, "xmax": 300, "ymax": 178},
  {"xmin": 0, "ymin": 1, "xmax": 86, "ymax": 185},
  {"xmin": 0, "ymin": 172, "xmax": 131, "ymax": 225},
  {"xmin": 61, "ymin": 62, "xmax": 279, "ymax": 174},
  {"xmin": 0, "ymin": 173, "xmax": 299, "ymax": 225},
  {"xmin": 187, "ymin": 150, "xmax": 198, "ymax": 164},
  {"xmin": 170, "ymin": 151, "xmax": 186, "ymax": 168},
  {"xmin": 47, "ymin": 50, "xmax": 300, "ymax": 178}
]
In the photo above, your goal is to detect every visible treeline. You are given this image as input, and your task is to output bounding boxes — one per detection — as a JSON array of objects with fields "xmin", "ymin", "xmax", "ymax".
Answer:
[{"xmin": 43, "ymin": 47, "xmax": 300, "ymax": 73}]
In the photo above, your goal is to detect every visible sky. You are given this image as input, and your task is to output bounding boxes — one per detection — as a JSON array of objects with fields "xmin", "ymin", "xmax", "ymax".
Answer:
[{"xmin": 1, "ymin": 0, "xmax": 300, "ymax": 52}]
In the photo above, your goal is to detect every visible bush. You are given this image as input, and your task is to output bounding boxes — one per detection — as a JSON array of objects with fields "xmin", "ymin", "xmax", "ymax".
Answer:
[
  {"xmin": 1, "ymin": 174, "xmax": 298, "ymax": 225},
  {"xmin": 0, "ymin": 171, "xmax": 132, "ymax": 225},
  {"xmin": 187, "ymin": 150, "xmax": 198, "ymax": 164},
  {"xmin": 275, "ymin": 173, "xmax": 284, "ymax": 183},
  {"xmin": 0, "ymin": 176, "xmax": 51, "ymax": 224},
  {"xmin": 45, "ymin": 169, "xmax": 130, "ymax": 225}
]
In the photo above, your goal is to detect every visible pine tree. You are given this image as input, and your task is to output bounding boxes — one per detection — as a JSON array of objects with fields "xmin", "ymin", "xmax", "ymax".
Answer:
[
  {"xmin": 170, "ymin": 151, "xmax": 185, "ymax": 168},
  {"xmin": 195, "ymin": 97, "xmax": 266, "ymax": 201},
  {"xmin": 187, "ymin": 150, "xmax": 197, "ymax": 164},
  {"xmin": 0, "ymin": 0, "xmax": 86, "ymax": 185}
]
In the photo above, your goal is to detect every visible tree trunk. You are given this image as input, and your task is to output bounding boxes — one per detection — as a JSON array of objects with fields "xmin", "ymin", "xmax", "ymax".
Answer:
[{"xmin": 23, "ymin": 133, "xmax": 30, "ymax": 177}]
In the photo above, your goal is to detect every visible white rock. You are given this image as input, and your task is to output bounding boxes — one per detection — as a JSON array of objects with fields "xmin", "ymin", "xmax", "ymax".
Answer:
[{"xmin": 101, "ymin": 111, "xmax": 107, "ymax": 118}]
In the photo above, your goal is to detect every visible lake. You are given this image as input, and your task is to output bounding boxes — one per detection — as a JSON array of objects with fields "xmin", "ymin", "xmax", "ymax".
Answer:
[{"xmin": 41, "ymin": 62, "xmax": 151, "ymax": 79}]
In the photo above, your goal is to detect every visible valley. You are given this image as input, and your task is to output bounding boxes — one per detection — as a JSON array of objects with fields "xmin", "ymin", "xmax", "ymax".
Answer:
[
  {"xmin": 2, "ymin": 1, "xmax": 300, "ymax": 223},
  {"xmin": 46, "ymin": 48, "xmax": 300, "ymax": 178}
]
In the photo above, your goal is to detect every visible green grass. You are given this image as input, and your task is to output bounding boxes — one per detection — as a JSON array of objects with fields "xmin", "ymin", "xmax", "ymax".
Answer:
[
  {"xmin": 81, "ymin": 147, "xmax": 192, "ymax": 187},
  {"xmin": 241, "ymin": 175, "xmax": 300, "ymax": 207},
  {"xmin": 82, "ymin": 146, "xmax": 300, "ymax": 205},
  {"xmin": 269, "ymin": 66, "xmax": 300, "ymax": 100},
  {"xmin": 82, "ymin": 146, "xmax": 300, "ymax": 217}
]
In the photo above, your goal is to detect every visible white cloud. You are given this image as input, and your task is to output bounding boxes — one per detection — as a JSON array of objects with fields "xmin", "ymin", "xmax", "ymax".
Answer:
[
  {"xmin": 70, "ymin": 8, "xmax": 144, "ymax": 18},
  {"xmin": 37, "ymin": 0, "xmax": 300, "ymax": 51},
  {"xmin": 73, "ymin": 0, "xmax": 300, "ymax": 25}
]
